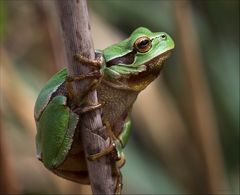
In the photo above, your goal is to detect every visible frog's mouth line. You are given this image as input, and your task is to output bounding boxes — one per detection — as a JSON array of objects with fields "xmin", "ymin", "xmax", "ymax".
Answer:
[
  {"xmin": 145, "ymin": 49, "xmax": 172, "ymax": 69},
  {"xmin": 131, "ymin": 49, "xmax": 173, "ymax": 77},
  {"xmin": 102, "ymin": 49, "xmax": 173, "ymax": 91},
  {"xmin": 117, "ymin": 49, "xmax": 173, "ymax": 91}
]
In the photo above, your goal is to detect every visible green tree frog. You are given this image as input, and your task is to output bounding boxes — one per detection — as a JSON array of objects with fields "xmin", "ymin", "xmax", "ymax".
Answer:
[{"xmin": 34, "ymin": 27, "xmax": 174, "ymax": 193}]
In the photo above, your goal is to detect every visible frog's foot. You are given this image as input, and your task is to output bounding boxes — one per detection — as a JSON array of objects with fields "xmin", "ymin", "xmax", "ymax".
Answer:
[
  {"xmin": 74, "ymin": 54, "xmax": 102, "ymax": 68},
  {"xmin": 114, "ymin": 169, "xmax": 123, "ymax": 195},
  {"xmin": 87, "ymin": 138, "xmax": 123, "ymax": 161},
  {"xmin": 72, "ymin": 102, "xmax": 104, "ymax": 114},
  {"xmin": 87, "ymin": 138, "xmax": 124, "ymax": 195},
  {"xmin": 112, "ymin": 153, "xmax": 125, "ymax": 194}
]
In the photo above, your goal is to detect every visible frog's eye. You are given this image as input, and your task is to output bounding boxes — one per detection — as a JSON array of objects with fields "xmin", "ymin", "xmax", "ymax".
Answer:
[{"xmin": 134, "ymin": 36, "xmax": 152, "ymax": 53}]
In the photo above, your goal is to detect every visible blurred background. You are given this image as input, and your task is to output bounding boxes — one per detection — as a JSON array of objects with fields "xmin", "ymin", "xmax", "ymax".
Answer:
[{"xmin": 0, "ymin": 0, "xmax": 239, "ymax": 194}]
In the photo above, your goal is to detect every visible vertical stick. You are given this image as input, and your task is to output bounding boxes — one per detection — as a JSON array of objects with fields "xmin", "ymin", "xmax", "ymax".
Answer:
[{"xmin": 55, "ymin": 0, "xmax": 116, "ymax": 194}]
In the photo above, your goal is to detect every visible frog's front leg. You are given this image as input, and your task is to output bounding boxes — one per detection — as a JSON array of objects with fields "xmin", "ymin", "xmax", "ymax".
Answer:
[
  {"xmin": 74, "ymin": 53, "xmax": 102, "ymax": 67},
  {"xmin": 66, "ymin": 53, "xmax": 104, "ymax": 113}
]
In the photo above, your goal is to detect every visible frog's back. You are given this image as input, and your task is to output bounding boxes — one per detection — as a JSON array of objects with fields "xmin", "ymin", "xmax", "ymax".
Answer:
[
  {"xmin": 34, "ymin": 68, "xmax": 90, "ymax": 184},
  {"xmin": 34, "ymin": 68, "xmax": 68, "ymax": 121}
]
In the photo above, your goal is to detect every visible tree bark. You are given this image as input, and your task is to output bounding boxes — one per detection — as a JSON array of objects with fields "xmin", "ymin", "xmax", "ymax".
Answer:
[{"xmin": 55, "ymin": 0, "xmax": 116, "ymax": 194}]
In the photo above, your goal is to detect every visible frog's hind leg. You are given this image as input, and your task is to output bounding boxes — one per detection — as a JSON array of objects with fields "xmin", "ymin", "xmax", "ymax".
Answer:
[
  {"xmin": 87, "ymin": 119, "xmax": 131, "ymax": 194},
  {"xmin": 87, "ymin": 118, "xmax": 132, "ymax": 160},
  {"xmin": 87, "ymin": 121, "xmax": 120, "ymax": 161},
  {"xmin": 37, "ymin": 95, "xmax": 79, "ymax": 169},
  {"xmin": 87, "ymin": 120, "xmax": 126, "ymax": 195}
]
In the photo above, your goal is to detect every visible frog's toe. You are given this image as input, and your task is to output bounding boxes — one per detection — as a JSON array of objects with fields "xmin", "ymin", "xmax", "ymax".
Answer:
[{"xmin": 116, "ymin": 154, "xmax": 125, "ymax": 168}]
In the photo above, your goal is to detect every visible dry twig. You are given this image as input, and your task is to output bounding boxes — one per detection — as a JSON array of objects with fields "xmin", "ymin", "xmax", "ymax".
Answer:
[{"xmin": 55, "ymin": 1, "xmax": 116, "ymax": 194}]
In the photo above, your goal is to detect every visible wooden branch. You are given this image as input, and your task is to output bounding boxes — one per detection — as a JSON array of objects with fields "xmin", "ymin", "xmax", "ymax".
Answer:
[{"xmin": 55, "ymin": 0, "xmax": 115, "ymax": 194}]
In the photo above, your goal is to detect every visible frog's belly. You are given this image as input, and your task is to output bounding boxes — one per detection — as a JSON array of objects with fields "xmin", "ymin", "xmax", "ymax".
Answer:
[
  {"xmin": 97, "ymin": 82, "xmax": 138, "ymax": 126},
  {"xmin": 52, "ymin": 151, "xmax": 89, "ymax": 184}
]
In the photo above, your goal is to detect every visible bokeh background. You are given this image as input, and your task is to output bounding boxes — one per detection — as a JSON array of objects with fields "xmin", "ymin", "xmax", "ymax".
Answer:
[{"xmin": 0, "ymin": 0, "xmax": 239, "ymax": 194}]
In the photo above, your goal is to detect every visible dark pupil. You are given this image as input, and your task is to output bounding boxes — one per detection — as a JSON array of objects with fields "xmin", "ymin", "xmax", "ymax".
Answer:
[{"xmin": 138, "ymin": 39, "xmax": 149, "ymax": 48}]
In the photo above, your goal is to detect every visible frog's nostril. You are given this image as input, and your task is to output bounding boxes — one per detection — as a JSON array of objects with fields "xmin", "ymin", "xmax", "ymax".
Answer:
[{"xmin": 161, "ymin": 34, "xmax": 167, "ymax": 39}]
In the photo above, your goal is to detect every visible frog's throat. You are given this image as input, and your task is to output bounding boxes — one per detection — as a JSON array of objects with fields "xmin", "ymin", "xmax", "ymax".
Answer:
[{"xmin": 102, "ymin": 50, "xmax": 172, "ymax": 92}]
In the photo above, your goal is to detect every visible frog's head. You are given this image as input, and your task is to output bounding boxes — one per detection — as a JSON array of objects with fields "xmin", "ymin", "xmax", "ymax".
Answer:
[{"xmin": 103, "ymin": 27, "xmax": 174, "ymax": 91}]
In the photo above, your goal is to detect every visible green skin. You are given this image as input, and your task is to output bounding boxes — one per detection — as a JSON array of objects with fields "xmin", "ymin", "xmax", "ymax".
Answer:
[{"xmin": 34, "ymin": 27, "xmax": 174, "ymax": 186}]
